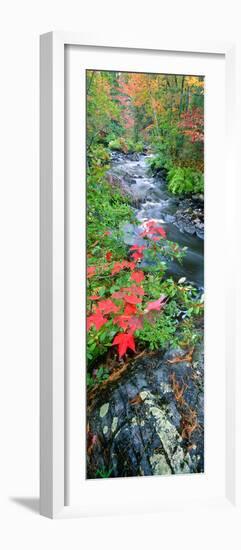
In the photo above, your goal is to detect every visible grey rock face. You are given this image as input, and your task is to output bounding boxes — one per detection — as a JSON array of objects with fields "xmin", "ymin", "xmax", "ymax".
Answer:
[{"xmin": 87, "ymin": 346, "xmax": 204, "ymax": 479}]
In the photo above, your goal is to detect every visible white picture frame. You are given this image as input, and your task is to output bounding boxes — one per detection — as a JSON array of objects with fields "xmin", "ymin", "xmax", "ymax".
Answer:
[{"xmin": 40, "ymin": 31, "xmax": 239, "ymax": 519}]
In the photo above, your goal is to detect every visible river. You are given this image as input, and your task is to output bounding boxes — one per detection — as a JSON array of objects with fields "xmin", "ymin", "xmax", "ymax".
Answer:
[{"xmin": 109, "ymin": 152, "xmax": 204, "ymax": 288}]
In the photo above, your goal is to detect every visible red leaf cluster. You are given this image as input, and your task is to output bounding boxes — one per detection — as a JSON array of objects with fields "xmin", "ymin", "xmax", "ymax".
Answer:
[
  {"xmin": 140, "ymin": 220, "xmax": 166, "ymax": 240},
  {"xmin": 130, "ymin": 244, "xmax": 146, "ymax": 262},
  {"xmin": 124, "ymin": 293, "xmax": 142, "ymax": 304},
  {"xmin": 87, "ymin": 266, "xmax": 96, "ymax": 278},
  {"xmin": 87, "ymin": 219, "xmax": 168, "ymax": 359},
  {"xmin": 105, "ymin": 251, "xmax": 113, "ymax": 261},
  {"xmin": 179, "ymin": 108, "xmax": 204, "ymax": 143},
  {"xmin": 111, "ymin": 260, "xmax": 136, "ymax": 275},
  {"xmin": 130, "ymin": 271, "xmax": 145, "ymax": 283},
  {"xmin": 145, "ymin": 295, "xmax": 166, "ymax": 312},
  {"xmin": 87, "ymin": 311, "xmax": 107, "ymax": 331},
  {"xmin": 98, "ymin": 299, "xmax": 120, "ymax": 315}
]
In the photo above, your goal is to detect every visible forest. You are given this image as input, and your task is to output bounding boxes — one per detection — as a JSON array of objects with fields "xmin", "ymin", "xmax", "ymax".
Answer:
[{"xmin": 86, "ymin": 70, "xmax": 204, "ymax": 479}]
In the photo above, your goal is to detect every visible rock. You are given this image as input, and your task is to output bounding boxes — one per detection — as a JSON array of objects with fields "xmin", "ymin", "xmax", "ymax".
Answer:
[
  {"xmin": 174, "ymin": 219, "xmax": 196, "ymax": 235},
  {"xmin": 124, "ymin": 176, "xmax": 137, "ymax": 185},
  {"xmin": 87, "ymin": 346, "xmax": 204, "ymax": 479},
  {"xmin": 165, "ymin": 214, "xmax": 175, "ymax": 223},
  {"xmin": 193, "ymin": 193, "xmax": 204, "ymax": 202}
]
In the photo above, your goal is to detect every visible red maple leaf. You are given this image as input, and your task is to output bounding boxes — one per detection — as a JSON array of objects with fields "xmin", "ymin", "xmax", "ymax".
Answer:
[
  {"xmin": 97, "ymin": 299, "xmax": 120, "ymax": 315},
  {"xmin": 140, "ymin": 220, "xmax": 167, "ymax": 240},
  {"xmin": 111, "ymin": 290, "xmax": 126, "ymax": 299},
  {"xmin": 87, "ymin": 311, "xmax": 107, "ymax": 331},
  {"xmin": 131, "ymin": 251, "xmax": 144, "ymax": 262},
  {"xmin": 154, "ymin": 227, "xmax": 166, "ymax": 238},
  {"xmin": 145, "ymin": 295, "xmax": 166, "ymax": 312},
  {"xmin": 123, "ymin": 285, "xmax": 145, "ymax": 296},
  {"xmin": 124, "ymin": 294, "xmax": 142, "ymax": 305},
  {"xmin": 130, "ymin": 244, "xmax": 146, "ymax": 252},
  {"xmin": 105, "ymin": 251, "xmax": 113, "ymax": 261},
  {"xmin": 124, "ymin": 303, "xmax": 137, "ymax": 315},
  {"xmin": 87, "ymin": 266, "xmax": 96, "ymax": 278},
  {"xmin": 145, "ymin": 220, "xmax": 157, "ymax": 228},
  {"xmin": 128, "ymin": 316, "xmax": 143, "ymax": 332},
  {"xmin": 111, "ymin": 262, "xmax": 124, "ymax": 275},
  {"xmin": 113, "ymin": 312, "xmax": 143, "ymax": 332},
  {"xmin": 131, "ymin": 271, "xmax": 145, "ymax": 283},
  {"xmin": 113, "ymin": 315, "xmax": 130, "ymax": 330},
  {"xmin": 140, "ymin": 229, "xmax": 149, "ymax": 238},
  {"xmin": 89, "ymin": 295, "xmax": 101, "ymax": 301},
  {"xmin": 112, "ymin": 332, "xmax": 136, "ymax": 358},
  {"xmin": 111, "ymin": 260, "xmax": 135, "ymax": 275}
]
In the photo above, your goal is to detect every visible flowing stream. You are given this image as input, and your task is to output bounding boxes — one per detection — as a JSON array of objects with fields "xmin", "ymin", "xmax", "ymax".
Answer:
[
  {"xmin": 109, "ymin": 152, "xmax": 204, "ymax": 288},
  {"xmin": 87, "ymin": 152, "xmax": 204, "ymax": 479}
]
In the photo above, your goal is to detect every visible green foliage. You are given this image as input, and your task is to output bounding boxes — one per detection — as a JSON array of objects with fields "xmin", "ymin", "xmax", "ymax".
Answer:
[
  {"xmin": 87, "ymin": 71, "xmax": 121, "ymax": 150},
  {"xmin": 87, "ymin": 179, "xmax": 135, "ymax": 247},
  {"xmin": 95, "ymin": 467, "xmax": 113, "ymax": 478},
  {"xmin": 109, "ymin": 137, "xmax": 144, "ymax": 154},
  {"xmin": 86, "ymin": 70, "xmax": 204, "ymax": 389},
  {"xmin": 135, "ymin": 277, "xmax": 201, "ymax": 351},
  {"xmin": 147, "ymin": 149, "xmax": 173, "ymax": 175},
  {"xmin": 87, "ymin": 144, "xmax": 110, "ymax": 168},
  {"xmin": 132, "ymin": 141, "xmax": 144, "ymax": 153},
  {"xmin": 109, "ymin": 137, "xmax": 128, "ymax": 153},
  {"xmin": 167, "ymin": 166, "xmax": 204, "ymax": 196},
  {"xmin": 87, "ymin": 366, "xmax": 109, "ymax": 389}
]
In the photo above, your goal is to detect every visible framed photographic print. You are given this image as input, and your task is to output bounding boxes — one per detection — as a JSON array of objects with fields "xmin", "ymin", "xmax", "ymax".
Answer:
[{"xmin": 40, "ymin": 32, "xmax": 240, "ymax": 518}]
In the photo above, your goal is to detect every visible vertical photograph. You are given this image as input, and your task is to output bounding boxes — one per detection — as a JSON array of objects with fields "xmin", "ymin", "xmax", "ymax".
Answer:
[{"xmin": 86, "ymin": 71, "xmax": 204, "ymax": 479}]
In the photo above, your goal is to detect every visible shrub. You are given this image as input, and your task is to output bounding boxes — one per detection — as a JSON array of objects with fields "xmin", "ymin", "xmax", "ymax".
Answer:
[
  {"xmin": 126, "ymin": 139, "xmax": 144, "ymax": 153},
  {"xmin": 109, "ymin": 137, "xmax": 128, "ymax": 153},
  {"xmin": 133, "ymin": 142, "xmax": 144, "ymax": 153},
  {"xmin": 87, "ymin": 144, "xmax": 110, "ymax": 168},
  {"xmin": 167, "ymin": 166, "xmax": 204, "ymax": 196},
  {"xmin": 147, "ymin": 151, "xmax": 172, "ymax": 175},
  {"xmin": 109, "ymin": 137, "xmax": 144, "ymax": 154}
]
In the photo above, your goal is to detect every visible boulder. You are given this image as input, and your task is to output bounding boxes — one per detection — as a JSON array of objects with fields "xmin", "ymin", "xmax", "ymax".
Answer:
[{"xmin": 87, "ymin": 345, "xmax": 204, "ymax": 479}]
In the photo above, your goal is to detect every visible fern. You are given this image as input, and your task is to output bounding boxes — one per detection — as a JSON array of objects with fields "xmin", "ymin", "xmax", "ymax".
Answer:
[{"xmin": 167, "ymin": 167, "xmax": 204, "ymax": 196}]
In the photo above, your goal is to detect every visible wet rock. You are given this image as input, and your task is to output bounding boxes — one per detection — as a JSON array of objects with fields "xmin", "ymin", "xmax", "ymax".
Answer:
[
  {"xmin": 125, "ymin": 176, "xmax": 137, "ymax": 185},
  {"xmin": 165, "ymin": 214, "xmax": 176, "ymax": 223},
  {"xmin": 87, "ymin": 347, "xmax": 204, "ymax": 479},
  {"xmin": 173, "ymin": 198, "xmax": 204, "ymax": 239}
]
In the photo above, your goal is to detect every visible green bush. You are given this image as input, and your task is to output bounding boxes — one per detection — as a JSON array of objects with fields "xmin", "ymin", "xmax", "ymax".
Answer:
[
  {"xmin": 109, "ymin": 137, "xmax": 144, "ymax": 154},
  {"xmin": 109, "ymin": 137, "xmax": 127, "ymax": 152},
  {"xmin": 167, "ymin": 166, "xmax": 204, "ymax": 196},
  {"xmin": 126, "ymin": 139, "xmax": 144, "ymax": 153},
  {"xmin": 147, "ymin": 151, "xmax": 172, "ymax": 175},
  {"xmin": 87, "ymin": 144, "xmax": 110, "ymax": 168},
  {"xmin": 134, "ymin": 142, "xmax": 144, "ymax": 153}
]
